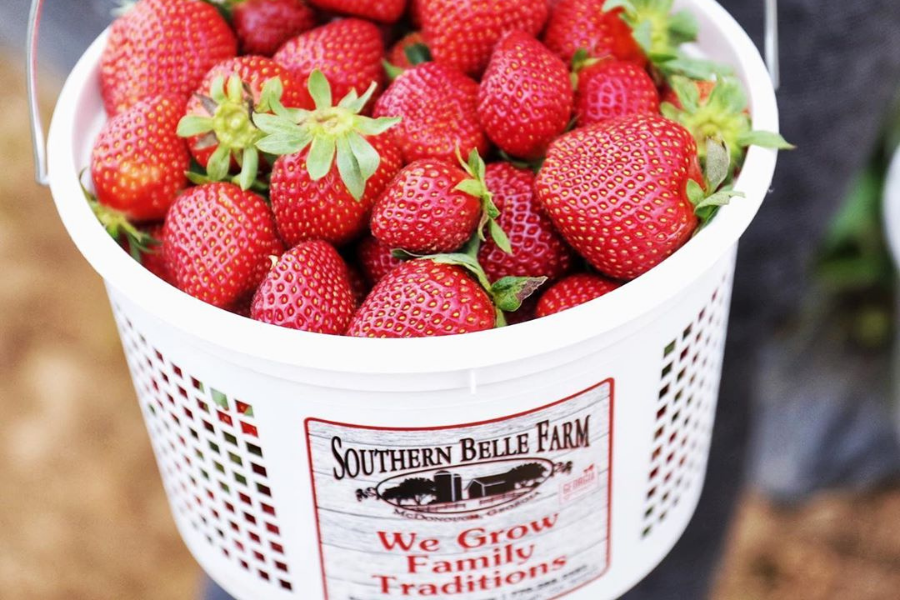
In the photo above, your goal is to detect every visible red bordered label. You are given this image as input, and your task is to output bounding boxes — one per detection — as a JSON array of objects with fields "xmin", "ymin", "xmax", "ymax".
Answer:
[{"xmin": 305, "ymin": 379, "xmax": 614, "ymax": 600}]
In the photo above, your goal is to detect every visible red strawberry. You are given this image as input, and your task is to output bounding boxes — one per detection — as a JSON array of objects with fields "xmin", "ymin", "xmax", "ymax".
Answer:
[
  {"xmin": 374, "ymin": 62, "xmax": 488, "ymax": 164},
  {"xmin": 371, "ymin": 152, "xmax": 506, "ymax": 255},
  {"xmin": 178, "ymin": 56, "xmax": 308, "ymax": 188},
  {"xmin": 121, "ymin": 223, "xmax": 172, "ymax": 284},
  {"xmin": 256, "ymin": 71, "xmax": 404, "ymax": 247},
  {"xmin": 421, "ymin": 0, "xmax": 549, "ymax": 77},
  {"xmin": 536, "ymin": 273, "xmax": 620, "ymax": 317},
  {"xmin": 101, "ymin": 0, "xmax": 237, "ymax": 116},
  {"xmin": 251, "ymin": 241, "xmax": 356, "ymax": 334},
  {"xmin": 163, "ymin": 183, "xmax": 284, "ymax": 308},
  {"xmin": 478, "ymin": 33, "xmax": 574, "ymax": 160},
  {"xmin": 357, "ymin": 235, "xmax": 404, "ymax": 286},
  {"xmin": 232, "ymin": 0, "xmax": 317, "ymax": 57},
  {"xmin": 387, "ymin": 32, "xmax": 428, "ymax": 70},
  {"xmin": 477, "ymin": 163, "xmax": 574, "ymax": 282},
  {"xmin": 346, "ymin": 260, "xmax": 497, "ymax": 338},
  {"xmin": 273, "ymin": 19, "xmax": 385, "ymax": 111},
  {"xmin": 308, "ymin": 0, "xmax": 407, "ymax": 23},
  {"xmin": 91, "ymin": 94, "xmax": 190, "ymax": 221},
  {"xmin": 543, "ymin": 1, "xmax": 644, "ymax": 66},
  {"xmin": 409, "ymin": 0, "xmax": 425, "ymax": 28},
  {"xmin": 345, "ymin": 262, "xmax": 370, "ymax": 307},
  {"xmin": 535, "ymin": 114, "xmax": 704, "ymax": 280},
  {"xmin": 574, "ymin": 58, "xmax": 659, "ymax": 127}
]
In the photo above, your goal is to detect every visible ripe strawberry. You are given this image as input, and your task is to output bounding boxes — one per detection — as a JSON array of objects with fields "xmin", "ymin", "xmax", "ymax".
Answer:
[
  {"xmin": 421, "ymin": 0, "xmax": 549, "ymax": 77},
  {"xmin": 346, "ymin": 260, "xmax": 497, "ymax": 337},
  {"xmin": 543, "ymin": 1, "xmax": 644, "ymax": 66},
  {"xmin": 477, "ymin": 163, "xmax": 574, "ymax": 282},
  {"xmin": 387, "ymin": 32, "xmax": 428, "ymax": 71},
  {"xmin": 357, "ymin": 235, "xmax": 405, "ymax": 286},
  {"xmin": 256, "ymin": 70, "xmax": 403, "ymax": 246},
  {"xmin": 251, "ymin": 241, "xmax": 356, "ymax": 334},
  {"xmin": 232, "ymin": 0, "xmax": 317, "ymax": 57},
  {"xmin": 178, "ymin": 56, "xmax": 308, "ymax": 189},
  {"xmin": 535, "ymin": 114, "xmax": 705, "ymax": 280},
  {"xmin": 273, "ymin": 19, "xmax": 385, "ymax": 112},
  {"xmin": 478, "ymin": 33, "xmax": 574, "ymax": 160},
  {"xmin": 345, "ymin": 262, "xmax": 370, "ymax": 307},
  {"xmin": 91, "ymin": 94, "xmax": 190, "ymax": 221},
  {"xmin": 163, "ymin": 183, "xmax": 284, "ymax": 309},
  {"xmin": 374, "ymin": 62, "xmax": 488, "ymax": 164},
  {"xmin": 536, "ymin": 273, "xmax": 620, "ymax": 317},
  {"xmin": 101, "ymin": 0, "xmax": 237, "ymax": 116},
  {"xmin": 121, "ymin": 223, "xmax": 172, "ymax": 284},
  {"xmin": 574, "ymin": 57, "xmax": 659, "ymax": 127},
  {"xmin": 308, "ymin": 0, "xmax": 407, "ymax": 23}
]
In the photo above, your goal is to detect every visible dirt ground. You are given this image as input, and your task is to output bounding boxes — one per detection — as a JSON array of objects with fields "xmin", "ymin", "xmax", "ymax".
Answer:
[{"xmin": 2, "ymin": 58, "xmax": 900, "ymax": 600}]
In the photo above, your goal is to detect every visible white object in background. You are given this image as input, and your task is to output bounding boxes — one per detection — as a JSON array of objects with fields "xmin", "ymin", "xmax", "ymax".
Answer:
[{"xmin": 38, "ymin": 0, "xmax": 781, "ymax": 598}]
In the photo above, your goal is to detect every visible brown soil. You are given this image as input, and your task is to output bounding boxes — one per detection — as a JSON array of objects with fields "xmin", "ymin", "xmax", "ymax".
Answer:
[{"xmin": 2, "ymin": 57, "xmax": 899, "ymax": 600}]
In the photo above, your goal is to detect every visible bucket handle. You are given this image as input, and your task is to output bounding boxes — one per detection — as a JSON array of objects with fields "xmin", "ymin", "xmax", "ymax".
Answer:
[{"xmin": 25, "ymin": 0, "xmax": 782, "ymax": 187}]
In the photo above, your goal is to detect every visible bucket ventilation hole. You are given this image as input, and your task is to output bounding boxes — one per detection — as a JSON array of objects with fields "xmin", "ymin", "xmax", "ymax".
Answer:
[
  {"xmin": 641, "ymin": 276, "xmax": 730, "ymax": 540},
  {"xmin": 112, "ymin": 305, "xmax": 294, "ymax": 592}
]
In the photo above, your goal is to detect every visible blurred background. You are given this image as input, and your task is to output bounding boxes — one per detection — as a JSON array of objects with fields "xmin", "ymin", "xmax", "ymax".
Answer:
[{"xmin": 2, "ymin": 0, "xmax": 900, "ymax": 599}]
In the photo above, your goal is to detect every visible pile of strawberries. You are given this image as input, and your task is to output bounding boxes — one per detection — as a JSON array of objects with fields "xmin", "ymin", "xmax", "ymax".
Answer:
[{"xmin": 86, "ymin": 0, "xmax": 790, "ymax": 338}]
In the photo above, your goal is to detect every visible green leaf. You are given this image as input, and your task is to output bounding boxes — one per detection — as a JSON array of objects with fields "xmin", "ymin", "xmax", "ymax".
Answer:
[
  {"xmin": 667, "ymin": 10, "xmax": 698, "ymax": 44},
  {"xmin": 308, "ymin": 70, "xmax": 333, "ymax": 111},
  {"xmin": 602, "ymin": 0, "xmax": 635, "ymax": 12},
  {"xmin": 186, "ymin": 171, "xmax": 214, "ymax": 186},
  {"xmin": 707, "ymin": 78, "xmax": 747, "ymax": 114},
  {"xmin": 207, "ymin": 144, "xmax": 232, "ymax": 182},
  {"xmin": 226, "ymin": 75, "xmax": 244, "ymax": 103},
  {"xmin": 253, "ymin": 113, "xmax": 302, "ymax": 136},
  {"xmin": 660, "ymin": 102, "xmax": 680, "ymax": 120},
  {"xmin": 337, "ymin": 88, "xmax": 361, "ymax": 110},
  {"xmin": 632, "ymin": 20, "xmax": 653, "ymax": 54},
  {"xmin": 660, "ymin": 56, "xmax": 732, "ymax": 80},
  {"xmin": 177, "ymin": 115, "xmax": 215, "ymax": 138},
  {"xmin": 490, "ymin": 277, "xmax": 548, "ymax": 312},
  {"xmin": 404, "ymin": 43, "xmax": 432, "ymax": 66},
  {"xmin": 686, "ymin": 179, "xmax": 705, "ymax": 206},
  {"xmin": 695, "ymin": 189, "xmax": 744, "ymax": 211},
  {"xmin": 737, "ymin": 130, "xmax": 796, "ymax": 150},
  {"xmin": 210, "ymin": 76, "xmax": 227, "ymax": 104},
  {"xmin": 335, "ymin": 136, "xmax": 365, "ymax": 200},
  {"xmin": 255, "ymin": 131, "xmax": 312, "ymax": 156},
  {"xmin": 356, "ymin": 116, "xmax": 402, "ymax": 137},
  {"xmin": 488, "ymin": 220, "xmax": 513, "ymax": 254},
  {"xmin": 455, "ymin": 179, "xmax": 486, "ymax": 198},
  {"xmin": 352, "ymin": 82, "xmax": 379, "ymax": 114},
  {"xmin": 347, "ymin": 132, "xmax": 380, "ymax": 181},
  {"xmin": 257, "ymin": 76, "xmax": 284, "ymax": 113},
  {"xmin": 383, "ymin": 59, "xmax": 405, "ymax": 81},
  {"xmin": 705, "ymin": 138, "xmax": 731, "ymax": 191},
  {"xmin": 239, "ymin": 147, "xmax": 259, "ymax": 191},
  {"xmin": 670, "ymin": 76, "xmax": 699, "ymax": 113},
  {"xmin": 307, "ymin": 135, "xmax": 336, "ymax": 181}
]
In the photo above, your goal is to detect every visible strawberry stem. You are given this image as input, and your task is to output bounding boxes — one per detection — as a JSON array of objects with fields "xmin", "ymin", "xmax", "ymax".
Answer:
[{"xmin": 455, "ymin": 149, "xmax": 513, "ymax": 254}]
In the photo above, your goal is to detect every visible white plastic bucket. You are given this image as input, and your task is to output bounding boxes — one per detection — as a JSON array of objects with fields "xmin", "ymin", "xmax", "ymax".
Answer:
[
  {"xmin": 43, "ymin": 1, "xmax": 780, "ymax": 598},
  {"xmin": 883, "ymin": 149, "xmax": 900, "ymax": 439}
]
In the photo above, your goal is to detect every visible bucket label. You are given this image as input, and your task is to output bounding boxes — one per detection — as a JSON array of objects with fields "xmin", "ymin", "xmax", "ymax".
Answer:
[{"xmin": 305, "ymin": 380, "xmax": 613, "ymax": 600}]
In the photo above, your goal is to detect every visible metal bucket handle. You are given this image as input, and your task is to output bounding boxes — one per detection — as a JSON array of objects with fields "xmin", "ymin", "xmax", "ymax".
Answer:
[{"xmin": 25, "ymin": 0, "xmax": 781, "ymax": 187}]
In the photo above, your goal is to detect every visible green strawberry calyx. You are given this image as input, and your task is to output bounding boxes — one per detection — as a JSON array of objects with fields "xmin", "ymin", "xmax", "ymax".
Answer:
[
  {"xmin": 686, "ymin": 138, "xmax": 745, "ymax": 225},
  {"xmin": 78, "ymin": 170, "xmax": 160, "ymax": 264},
  {"xmin": 253, "ymin": 70, "xmax": 401, "ymax": 201},
  {"xmin": 178, "ymin": 74, "xmax": 286, "ymax": 191},
  {"xmin": 662, "ymin": 76, "xmax": 794, "ymax": 176},
  {"xmin": 455, "ymin": 149, "xmax": 514, "ymax": 255},
  {"xmin": 394, "ymin": 236, "xmax": 547, "ymax": 327},
  {"xmin": 384, "ymin": 42, "xmax": 432, "ymax": 81},
  {"xmin": 603, "ymin": 0, "xmax": 729, "ymax": 80}
]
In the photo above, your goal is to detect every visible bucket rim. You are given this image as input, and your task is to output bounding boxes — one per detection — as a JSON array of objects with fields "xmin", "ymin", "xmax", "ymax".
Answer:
[
  {"xmin": 47, "ymin": 0, "xmax": 781, "ymax": 376},
  {"xmin": 884, "ymin": 149, "xmax": 900, "ymax": 268}
]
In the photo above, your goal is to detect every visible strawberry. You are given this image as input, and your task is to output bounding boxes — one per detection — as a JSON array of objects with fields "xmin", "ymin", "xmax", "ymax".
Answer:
[
  {"xmin": 345, "ymin": 262, "xmax": 370, "ymax": 307},
  {"xmin": 232, "ymin": 0, "xmax": 317, "ymax": 57},
  {"xmin": 163, "ymin": 183, "xmax": 284, "ymax": 308},
  {"xmin": 536, "ymin": 273, "xmax": 620, "ymax": 317},
  {"xmin": 178, "ymin": 56, "xmax": 308, "ymax": 189},
  {"xmin": 91, "ymin": 94, "xmax": 190, "ymax": 222},
  {"xmin": 420, "ymin": 0, "xmax": 549, "ymax": 77},
  {"xmin": 478, "ymin": 33, "xmax": 574, "ymax": 160},
  {"xmin": 251, "ymin": 241, "xmax": 356, "ymax": 334},
  {"xmin": 371, "ymin": 151, "xmax": 510, "ymax": 255},
  {"xmin": 255, "ymin": 70, "xmax": 403, "ymax": 246},
  {"xmin": 543, "ymin": 1, "xmax": 644, "ymax": 66},
  {"xmin": 387, "ymin": 32, "xmax": 429, "ymax": 71},
  {"xmin": 101, "ymin": 0, "xmax": 237, "ymax": 116},
  {"xmin": 346, "ymin": 260, "xmax": 497, "ymax": 337},
  {"xmin": 121, "ymin": 223, "xmax": 172, "ymax": 284},
  {"xmin": 573, "ymin": 56, "xmax": 659, "ymax": 127},
  {"xmin": 308, "ymin": 0, "xmax": 408, "ymax": 23},
  {"xmin": 536, "ymin": 114, "xmax": 712, "ymax": 280},
  {"xmin": 273, "ymin": 19, "xmax": 386, "ymax": 112},
  {"xmin": 373, "ymin": 62, "xmax": 488, "ymax": 164},
  {"xmin": 357, "ymin": 235, "xmax": 405, "ymax": 286},
  {"xmin": 477, "ymin": 163, "xmax": 574, "ymax": 282},
  {"xmin": 661, "ymin": 76, "xmax": 794, "ymax": 177}
]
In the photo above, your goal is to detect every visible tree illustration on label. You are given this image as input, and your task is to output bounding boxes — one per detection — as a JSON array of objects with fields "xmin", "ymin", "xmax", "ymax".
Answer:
[{"xmin": 380, "ymin": 477, "xmax": 437, "ymax": 506}]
